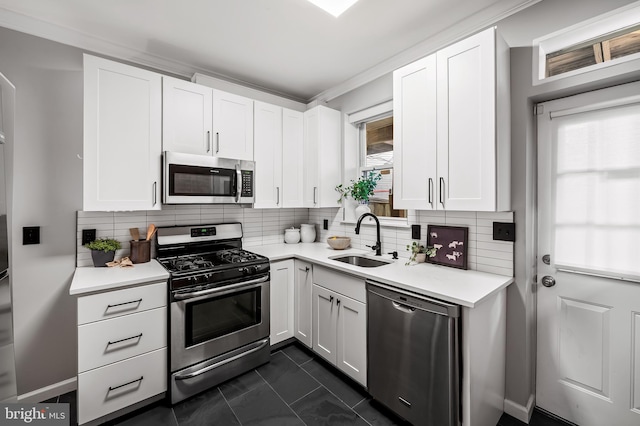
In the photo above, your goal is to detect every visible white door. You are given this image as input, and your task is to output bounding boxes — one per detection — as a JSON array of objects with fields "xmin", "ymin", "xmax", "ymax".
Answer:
[
  {"xmin": 312, "ymin": 284, "xmax": 337, "ymax": 364},
  {"xmin": 162, "ymin": 76, "xmax": 212, "ymax": 156},
  {"xmin": 83, "ymin": 55, "xmax": 162, "ymax": 211},
  {"xmin": 294, "ymin": 261, "xmax": 312, "ymax": 347},
  {"xmin": 336, "ymin": 294, "xmax": 367, "ymax": 386},
  {"xmin": 392, "ymin": 54, "xmax": 437, "ymax": 210},
  {"xmin": 212, "ymin": 89, "xmax": 254, "ymax": 161},
  {"xmin": 282, "ymin": 108, "xmax": 304, "ymax": 208},
  {"xmin": 270, "ymin": 260, "xmax": 294, "ymax": 345},
  {"xmin": 436, "ymin": 27, "xmax": 496, "ymax": 211},
  {"xmin": 536, "ymin": 82, "xmax": 640, "ymax": 426},
  {"xmin": 253, "ymin": 101, "xmax": 282, "ymax": 209}
]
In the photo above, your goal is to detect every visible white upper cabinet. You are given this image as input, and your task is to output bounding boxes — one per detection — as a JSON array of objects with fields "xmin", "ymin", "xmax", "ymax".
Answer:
[
  {"xmin": 303, "ymin": 105, "xmax": 341, "ymax": 208},
  {"xmin": 282, "ymin": 108, "xmax": 304, "ymax": 208},
  {"xmin": 393, "ymin": 27, "xmax": 510, "ymax": 212},
  {"xmin": 162, "ymin": 76, "xmax": 212, "ymax": 156},
  {"xmin": 212, "ymin": 89, "xmax": 254, "ymax": 161},
  {"xmin": 83, "ymin": 55, "xmax": 162, "ymax": 211},
  {"xmin": 393, "ymin": 54, "xmax": 438, "ymax": 210},
  {"xmin": 254, "ymin": 101, "xmax": 283, "ymax": 209}
]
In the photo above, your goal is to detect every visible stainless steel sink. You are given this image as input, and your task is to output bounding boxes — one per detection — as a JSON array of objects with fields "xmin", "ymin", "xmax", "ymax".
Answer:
[{"xmin": 330, "ymin": 255, "xmax": 392, "ymax": 268}]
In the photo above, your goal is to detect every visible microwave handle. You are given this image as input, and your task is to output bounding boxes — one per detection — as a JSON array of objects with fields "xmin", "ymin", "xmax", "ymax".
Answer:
[{"xmin": 235, "ymin": 164, "xmax": 241, "ymax": 203}]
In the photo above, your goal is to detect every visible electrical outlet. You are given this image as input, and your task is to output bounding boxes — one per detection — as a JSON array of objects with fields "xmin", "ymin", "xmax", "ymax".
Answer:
[
  {"xmin": 82, "ymin": 229, "xmax": 96, "ymax": 245},
  {"xmin": 323, "ymin": 219, "xmax": 329, "ymax": 230},
  {"xmin": 493, "ymin": 222, "xmax": 515, "ymax": 242},
  {"xmin": 411, "ymin": 224, "xmax": 421, "ymax": 240},
  {"xmin": 23, "ymin": 226, "xmax": 40, "ymax": 245}
]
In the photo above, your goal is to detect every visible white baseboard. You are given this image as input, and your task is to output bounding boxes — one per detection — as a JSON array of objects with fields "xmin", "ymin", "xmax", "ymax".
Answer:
[
  {"xmin": 17, "ymin": 377, "xmax": 77, "ymax": 403},
  {"xmin": 504, "ymin": 394, "xmax": 535, "ymax": 424}
]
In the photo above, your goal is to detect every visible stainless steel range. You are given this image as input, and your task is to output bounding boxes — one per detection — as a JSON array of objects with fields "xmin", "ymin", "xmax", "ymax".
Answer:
[{"xmin": 156, "ymin": 223, "xmax": 270, "ymax": 404}]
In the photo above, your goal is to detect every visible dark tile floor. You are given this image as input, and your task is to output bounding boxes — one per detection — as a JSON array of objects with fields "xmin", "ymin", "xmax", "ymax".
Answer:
[{"xmin": 44, "ymin": 342, "xmax": 572, "ymax": 426}]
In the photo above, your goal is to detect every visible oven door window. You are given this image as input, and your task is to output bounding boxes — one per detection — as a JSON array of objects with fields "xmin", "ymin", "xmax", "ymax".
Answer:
[
  {"xmin": 185, "ymin": 288, "xmax": 261, "ymax": 347},
  {"xmin": 169, "ymin": 164, "xmax": 237, "ymax": 197}
]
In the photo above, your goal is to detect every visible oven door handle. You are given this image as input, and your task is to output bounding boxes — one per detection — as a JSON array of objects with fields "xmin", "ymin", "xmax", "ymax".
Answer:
[
  {"xmin": 174, "ymin": 338, "xmax": 269, "ymax": 381},
  {"xmin": 173, "ymin": 275, "xmax": 269, "ymax": 301}
]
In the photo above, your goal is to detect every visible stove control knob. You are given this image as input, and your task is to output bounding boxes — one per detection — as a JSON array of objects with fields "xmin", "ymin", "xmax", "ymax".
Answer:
[{"xmin": 242, "ymin": 266, "xmax": 258, "ymax": 275}]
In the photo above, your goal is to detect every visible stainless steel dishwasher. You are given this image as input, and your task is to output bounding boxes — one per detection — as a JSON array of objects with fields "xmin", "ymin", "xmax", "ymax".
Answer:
[{"xmin": 367, "ymin": 281, "xmax": 460, "ymax": 426}]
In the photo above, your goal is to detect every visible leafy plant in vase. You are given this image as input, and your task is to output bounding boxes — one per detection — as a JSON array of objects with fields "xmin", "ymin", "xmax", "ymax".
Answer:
[
  {"xmin": 335, "ymin": 171, "xmax": 382, "ymax": 217},
  {"xmin": 85, "ymin": 237, "xmax": 121, "ymax": 267},
  {"xmin": 405, "ymin": 241, "xmax": 438, "ymax": 265}
]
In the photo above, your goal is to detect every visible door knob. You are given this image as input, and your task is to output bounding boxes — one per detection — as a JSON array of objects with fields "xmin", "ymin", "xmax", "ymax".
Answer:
[{"xmin": 541, "ymin": 276, "xmax": 556, "ymax": 287}]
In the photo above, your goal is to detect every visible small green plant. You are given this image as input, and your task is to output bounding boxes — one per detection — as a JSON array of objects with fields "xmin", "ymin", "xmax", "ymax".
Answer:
[
  {"xmin": 335, "ymin": 171, "xmax": 382, "ymax": 203},
  {"xmin": 405, "ymin": 241, "xmax": 438, "ymax": 265},
  {"xmin": 85, "ymin": 238, "xmax": 121, "ymax": 253}
]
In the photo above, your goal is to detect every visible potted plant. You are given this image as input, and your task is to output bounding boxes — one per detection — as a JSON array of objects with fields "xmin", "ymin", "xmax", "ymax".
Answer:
[
  {"xmin": 85, "ymin": 237, "xmax": 121, "ymax": 267},
  {"xmin": 336, "ymin": 171, "xmax": 382, "ymax": 217},
  {"xmin": 405, "ymin": 241, "xmax": 438, "ymax": 265}
]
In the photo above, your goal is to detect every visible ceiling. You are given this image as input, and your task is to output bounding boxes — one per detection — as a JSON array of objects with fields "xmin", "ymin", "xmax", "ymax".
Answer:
[{"xmin": 0, "ymin": 0, "xmax": 538, "ymax": 102}]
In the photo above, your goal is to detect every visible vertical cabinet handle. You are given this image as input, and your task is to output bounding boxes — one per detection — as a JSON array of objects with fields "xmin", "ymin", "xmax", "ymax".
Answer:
[
  {"xmin": 305, "ymin": 267, "xmax": 310, "ymax": 272},
  {"xmin": 216, "ymin": 132, "xmax": 220, "ymax": 154},
  {"xmin": 152, "ymin": 182, "xmax": 157, "ymax": 206},
  {"xmin": 276, "ymin": 187, "xmax": 280, "ymax": 205},
  {"xmin": 313, "ymin": 187, "xmax": 318, "ymax": 205},
  {"xmin": 439, "ymin": 177, "xmax": 445, "ymax": 206},
  {"xmin": 206, "ymin": 131, "xmax": 211, "ymax": 153},
  {"xmin": 329, "ymin": 295, "xmax": 334, "ymax": 303},
  {"xmin": 337, "ymin": 299, "xmax": 341, "ymax": 306},
  {"xmin": 428, "ymin": 178, "xmax": 433, "ymax": 205}
]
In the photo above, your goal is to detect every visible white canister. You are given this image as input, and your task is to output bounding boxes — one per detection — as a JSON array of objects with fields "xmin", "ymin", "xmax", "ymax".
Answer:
[
  {"xmin": 284, "ymin": 227, "xmax": 300, "ymax": 244},
  {"xmin": 300, "ymin": 224, "xmax": 316, "ymax": 243}
]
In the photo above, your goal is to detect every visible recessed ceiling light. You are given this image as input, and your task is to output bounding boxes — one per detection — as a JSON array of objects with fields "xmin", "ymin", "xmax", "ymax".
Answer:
[{"xmin": 307, "ymin": 0, "xmax": 359, "ymax": 17}]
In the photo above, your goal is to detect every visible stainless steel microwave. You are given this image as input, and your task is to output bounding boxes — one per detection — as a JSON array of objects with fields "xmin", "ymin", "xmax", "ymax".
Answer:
[{"xmin": 163, "ymin": 151, "xmax": 255, "ymax": 205}]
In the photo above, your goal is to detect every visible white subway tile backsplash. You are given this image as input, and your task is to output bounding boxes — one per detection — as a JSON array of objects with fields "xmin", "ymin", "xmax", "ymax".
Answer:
[{"xmin": 77, "ymin": 207, "xmax": 515, "ymax": 277}]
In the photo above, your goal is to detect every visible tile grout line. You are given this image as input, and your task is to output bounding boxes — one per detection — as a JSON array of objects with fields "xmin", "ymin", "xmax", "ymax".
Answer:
[
  {"xmin": 287, "ymin": 384, "xmax": 323, "ymax": 406},
  {"xmin": 217, "ymin": 387, "xmax": 244, "ymax": 426},
  {"xmin": 254, "ymin": 369, "xmax": 310, "ymax": 426},
  {"xmin": 219, "ymin": 369, "xmax": 268, "ymax": 404}
]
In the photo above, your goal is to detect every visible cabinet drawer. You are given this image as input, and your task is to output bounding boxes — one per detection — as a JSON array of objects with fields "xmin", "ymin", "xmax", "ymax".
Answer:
[
  {"xmin": 313, "ymin": 266, "xmax": 366, "ymax": 303},
  {"xmin": 78, "ymin": 307, "xmax": 167, "ymax": 372},
  {"xmin": 78, "ymin": 282, "xmax": 166, "ymax": 325},
  {"xmin": 78, "ymin": 348, "xmax": 166, "ymax": 425}
]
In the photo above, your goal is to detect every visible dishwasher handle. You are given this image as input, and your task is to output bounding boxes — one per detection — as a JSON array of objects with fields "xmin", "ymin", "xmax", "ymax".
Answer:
[
  {"xmin": 366, "ymin": 280, "xmax": 459, "ymax": 318},
  {"xmin": 392, "ymin": 301, "xmax": 415, "ymax": 314}
]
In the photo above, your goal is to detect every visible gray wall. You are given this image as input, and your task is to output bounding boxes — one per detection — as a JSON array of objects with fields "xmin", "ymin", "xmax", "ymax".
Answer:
[
  {"xmin": 327, "ymin": 0, "xmax": 639, "ymax": 418},
  {"xmin": 0, "ymin": 26, "xmax": 82, "ymax": 396}
]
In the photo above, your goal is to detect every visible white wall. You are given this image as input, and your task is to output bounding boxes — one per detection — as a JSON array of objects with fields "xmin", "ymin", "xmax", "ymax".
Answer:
[{"xmin": 0, "ymin": 26, "xmax": 82, "ymax": 396}]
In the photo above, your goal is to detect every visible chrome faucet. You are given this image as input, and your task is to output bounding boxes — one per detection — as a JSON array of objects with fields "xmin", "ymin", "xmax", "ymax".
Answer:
[{"xmin": 355, "ymin": 213, "xmax": 381, "ymax": 256}]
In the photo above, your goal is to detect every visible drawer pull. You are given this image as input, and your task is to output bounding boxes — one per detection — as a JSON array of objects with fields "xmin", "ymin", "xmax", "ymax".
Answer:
[
  {"xmin": 107, "ymin": 333, "xmax": 143, "ymax": 346},
  {"xmin": 108, "ymin": 376, "xmax": 143, "ymax": 392},
  {"xmin": 106, "ymin": 299, "xmax": 142, "ymax": 309}
]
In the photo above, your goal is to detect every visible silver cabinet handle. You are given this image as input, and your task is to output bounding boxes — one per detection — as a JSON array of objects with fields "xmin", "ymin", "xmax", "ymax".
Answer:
[
  {"xmin": 276, "ymin": 187, "xmax": 280, "ymax": 205},
  {"xmin": 152, "ymin": 182, "xmax": 157, "ymax": 206},
  {"xmin": 428, "ymin": 178, "xmax": 433, "ymax": 205},
  {"xmin": 313, "ymin": 187, "xmax": 318, "ymax": 205},
  {"xmin": 108, "ymin": 376, "xmax": 143, "ymax": 392},
  {"xmin": 207, "ymin": 131, "xmax": 211, "ymax": 153},
  {"xmin": 107, "ymin": 333, "xmax": 142, "ymax": 346},
  {"xmin": 216, "ymin": 132, "xmax": 220, "ymax": 154},
  {"xmin": 439, "ymin": 177, "xmax": 445, "ymax": 206}
]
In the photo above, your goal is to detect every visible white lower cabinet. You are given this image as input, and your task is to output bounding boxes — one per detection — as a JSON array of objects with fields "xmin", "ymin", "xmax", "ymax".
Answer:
[
  {"xmin": 312, "ymin": 266, "xmax": 367, "ymax": 386},
  {"xmin": 293, "ymin": 260, "xmax": 313, "ymax": 348},
  {"xmin": 76, "ymin": 281, "xmax": 167, "ymax": 424},
  {"xmin": 270, "ymin": 260, "xmax": 295, "ymax": 345}
]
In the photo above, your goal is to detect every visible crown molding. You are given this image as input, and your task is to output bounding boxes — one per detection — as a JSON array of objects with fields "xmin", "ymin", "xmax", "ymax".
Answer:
[
  {"xmin": 310, "ymin": 0, "xmax": 541, "ymax": 103},
  {"xmin": 0, "ymin": 7, "xmax": 308, "ymax": 103}
]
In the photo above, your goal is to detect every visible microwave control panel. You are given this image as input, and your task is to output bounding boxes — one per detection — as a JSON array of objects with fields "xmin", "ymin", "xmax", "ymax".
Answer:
[{"xmin": 241, "ymin": 170, "xmax": 253, "ymax": 197}]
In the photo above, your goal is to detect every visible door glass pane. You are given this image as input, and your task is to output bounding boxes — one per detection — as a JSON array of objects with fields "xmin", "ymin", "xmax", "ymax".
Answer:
[
  {"xmin": 552, "ymin": 103, "xmax": 640, "ymax": 278},
  {"xmin": 186, "ymin": 288, "xmax": 260, "ymax": 346}
]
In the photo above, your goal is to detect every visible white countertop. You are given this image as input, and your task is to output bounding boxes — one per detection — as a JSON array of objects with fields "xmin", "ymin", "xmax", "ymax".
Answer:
[
  {"xmin": 70, "ymin": 260, "xmax": 170, "ymax": 296},
  {"xmin": 251, "ymin": 243, "xmax": 513, "ymax": 308}
]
